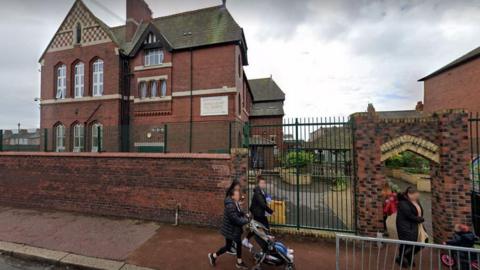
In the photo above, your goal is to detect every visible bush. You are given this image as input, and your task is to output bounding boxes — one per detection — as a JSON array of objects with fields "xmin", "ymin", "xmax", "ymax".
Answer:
[
  {"xmin": 332, "ymin": 177, "xmax": 347, "ymax": 191},
  {"xmin": 284, "ymin": 151, "xmax": 315, "ymax": 168},
  {"xmin": 385, "ymin": 151, "xmax": 429, "ymax": 171}
]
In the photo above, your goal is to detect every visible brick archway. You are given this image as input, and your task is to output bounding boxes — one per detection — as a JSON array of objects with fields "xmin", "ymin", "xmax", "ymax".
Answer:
[
  {"xmin": 380, "ymin": 135, "xmax": 440, "ymax": 164},
  {"xmin": 352, "ymin": 108, "xmax": 471, "ymax": 242}
]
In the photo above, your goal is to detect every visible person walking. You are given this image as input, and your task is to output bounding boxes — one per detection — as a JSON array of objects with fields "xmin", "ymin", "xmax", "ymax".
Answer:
[
  {"xmin": 395, "ymin": 186, "xmax": 428, "ymax": 268},
  {"xmin": 208, "ymin": 181, "xmax": 249, "ymax": 269},
  {"xmin": 242, "ymin": 175, "xmax": 274, "ymax": 249}
]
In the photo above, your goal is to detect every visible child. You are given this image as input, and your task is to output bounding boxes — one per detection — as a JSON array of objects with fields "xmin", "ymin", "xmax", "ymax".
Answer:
[
  {"xmin": 242, "ymin": 175, "xmax": 274, "ymax": 249},
  {"xmin": 445, "ymin": 224, "xmax": 477, "ymax": 247},
  {"xmin": 208, "ymin": 181, "xmax": 249, "ymax": 269},
  {"xmin": 445, "ymin": 224, "xmax": 477, "ymax": 269}
]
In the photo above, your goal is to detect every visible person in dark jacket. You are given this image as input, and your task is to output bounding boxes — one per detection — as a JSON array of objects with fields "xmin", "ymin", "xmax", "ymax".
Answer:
[
  {"xmin": 395, "ymin": 186, "xmax": 426, "ymax": 268},
  {"xmin": 444, "ymin": 224, "xmax": 478, "ymax": 270},
  {"xmin": 208, "ymin": 181, "xmax": 249, "ymax": 269},
  {"xmin": 242, "ymin": 176, "xmax": 274, "ymax": 249}
]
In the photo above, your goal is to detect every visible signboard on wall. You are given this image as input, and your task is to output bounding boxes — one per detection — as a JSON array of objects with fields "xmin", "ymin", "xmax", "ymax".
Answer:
[{"xmin": 200, "ymin": 96, "xmax": 229, "ymax": 116}]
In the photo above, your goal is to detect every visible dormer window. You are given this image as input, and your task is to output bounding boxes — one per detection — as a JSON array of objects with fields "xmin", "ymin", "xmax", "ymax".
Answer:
[{"xmin": 145, "ymin": 49, "xmax": 164, "ymax": 66}]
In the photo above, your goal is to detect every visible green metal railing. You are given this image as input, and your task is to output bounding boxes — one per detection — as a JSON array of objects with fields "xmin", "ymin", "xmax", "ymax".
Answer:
[{"xmin": 0, "ymin": 121, "xmax": 244, "ymax": 154}]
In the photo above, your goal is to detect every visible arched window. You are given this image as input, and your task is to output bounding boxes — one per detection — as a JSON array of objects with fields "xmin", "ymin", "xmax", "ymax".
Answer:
[
  {"xmin": 74, "ymin": 62, "xmax": 84, "ymax": 98},
  {"xmin": 56, "ymin": 64, "xmax": 66, "ymax": 99},
  {"xmin": 73, "ymin": 123, "xmax": 84, "ymax": 152},
  {"xmin": 92, "ymin": 59, "xmax": 104, "ymax": 96},
  {"xmin": 75, "ymin": 23, "xmax": 82, "ymax": 44},
  {"xmin": 151, "ymin": 81, "xmax": 158, "ymax": 97},
  {"xmin": 160, "ymin": 80, "xmax": 167, "ymax": 97},
  {"xmin": 55, "ymin": 124, "xmax": 65, "ymax": 152},
  {"xmin": 91, "ymin": 123, "xmax": 103, "ymax": 152},
  {"xmin": 139, "ymin": 82, "xmax": 147, "ymax": 98}
]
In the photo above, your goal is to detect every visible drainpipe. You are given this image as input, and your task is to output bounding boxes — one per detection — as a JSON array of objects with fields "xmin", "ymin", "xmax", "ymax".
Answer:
[{"xmin": 189, "ymin": 49, "xmax": 193, "ymax": 153}]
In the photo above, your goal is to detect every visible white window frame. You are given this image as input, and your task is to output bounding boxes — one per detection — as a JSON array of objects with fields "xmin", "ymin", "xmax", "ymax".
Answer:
[
  {"xmin": 140, "ymin": 82, "xmax": 147, "ymax": 99},
  {"xmin": 151, "ymin": 81, "xmax": 158, "ymax": 97},
  {"xmin": 160, "ymin": 80, "xmax": 167, "ymax": 97},
  {"xmin": 56, "ymin": 65, "xmax": 66, "ymax": 99},
  {"xmin": 144, "ymin": 49, "xmax": 164, "ymax": 66},
  {"xmin": 74, "ymin": 62, "xmax": 84, "ymax": 98},
  {"xmin": 55, "ymin": 125, "xmax": 65, "ymax": 152},
  {"xmin": 91, "ymin": 123, "xmax": 103, "ymax": 152},
  {"xmin": 73, "ymin": 124, "xmax": 84, "ymax": 152},
  {"xmin": 92, "ymin": 59, "xmax": 104, "ymax": 97}
]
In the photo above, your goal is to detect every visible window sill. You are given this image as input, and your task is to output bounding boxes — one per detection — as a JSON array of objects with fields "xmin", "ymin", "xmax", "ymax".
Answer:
[
  {"xmin": 41, "ymin": 94, "xmax": 122, "ymax": 105},
  {"xmin": 134, "ymin": 63, "xmax": 172, "ymax": 71},
  {"xmin": 133, "ymin": 96, "xmax": 172, "ymax": 104}
]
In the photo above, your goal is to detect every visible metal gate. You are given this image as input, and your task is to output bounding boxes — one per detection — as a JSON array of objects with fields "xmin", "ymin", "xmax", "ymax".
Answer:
[
  {"xmin": 469, "ymin": 113, "xmax": 480, "ymax": 233},
  {"xmin": 245, "ymin": 117, "xmax": 356, "ymax": 232}
]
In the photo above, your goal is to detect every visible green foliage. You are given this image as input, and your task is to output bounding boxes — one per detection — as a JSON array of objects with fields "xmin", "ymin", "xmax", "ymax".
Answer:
[
  {"xmin": 332, "ymin": 177, "xmax": 347, "ymax": 191},
  {"xmin": 385, "ymin": 151, "xmax": 430, "ymax": 172},
  {"xmin": 284, "ymin": 151, "xmax": 315, "ymax": 168}
]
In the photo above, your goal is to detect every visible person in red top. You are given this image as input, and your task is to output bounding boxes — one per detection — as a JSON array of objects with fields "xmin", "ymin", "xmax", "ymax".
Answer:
[{"xmin": 382, "ymin": 183, "xmax": 398, "ymax": 231}]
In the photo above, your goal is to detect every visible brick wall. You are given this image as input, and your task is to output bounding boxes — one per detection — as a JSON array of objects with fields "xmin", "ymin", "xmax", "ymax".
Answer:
[
  {"xmin": 423, "ymin": 57, "xmax": 480, "ymax": 114},
  {"xmin": 352, "ymin": 109, "xmax": 471, "ymax": 242},
  {"xmin": 0, "ymin": 151, "xmax": 248, "ymax": 227}
]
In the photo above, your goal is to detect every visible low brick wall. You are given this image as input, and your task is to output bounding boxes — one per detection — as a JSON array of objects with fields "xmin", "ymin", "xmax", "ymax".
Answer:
[{"xmin": 0, "ymin": 151, "xmax": 246, "ymax": 227}]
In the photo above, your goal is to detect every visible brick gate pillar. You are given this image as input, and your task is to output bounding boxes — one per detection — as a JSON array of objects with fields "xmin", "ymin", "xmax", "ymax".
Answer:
[
  {"xmin": 352, "ymin": 110, "xmax": 386, "ymax": 236},
  {"xmin": 231, "ymin": 148, "xmax": 249, "ymax": 188},
  {"xmin": 433, "ymin": 110, "xmax": 471, "ymax": 242}
]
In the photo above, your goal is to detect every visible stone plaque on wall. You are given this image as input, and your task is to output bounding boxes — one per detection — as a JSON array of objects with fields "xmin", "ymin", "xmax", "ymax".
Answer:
[{"xmin": 200, "ymin": 96, "xmax": 229, "ymax": 116}]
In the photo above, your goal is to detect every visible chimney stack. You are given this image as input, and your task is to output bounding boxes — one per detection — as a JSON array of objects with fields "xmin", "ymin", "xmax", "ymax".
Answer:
[{"xmin": 126, "ymin": 0, "xmax": 153, "ymax": 41}]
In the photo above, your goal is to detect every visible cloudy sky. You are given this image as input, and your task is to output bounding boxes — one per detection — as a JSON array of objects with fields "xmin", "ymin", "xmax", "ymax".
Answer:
[{"xmin": 0, "ymin": 0, "xmax": 480, "ymax": 128}]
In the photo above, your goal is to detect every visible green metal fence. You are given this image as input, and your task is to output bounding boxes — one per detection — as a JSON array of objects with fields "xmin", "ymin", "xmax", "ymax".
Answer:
[
  {"xmin": 0, "ymin": 121, "xmax": 245, "ymax": 154},
  {"xmin": 245, "ymin": 117, "xmax": 356, "ymax": 232}
]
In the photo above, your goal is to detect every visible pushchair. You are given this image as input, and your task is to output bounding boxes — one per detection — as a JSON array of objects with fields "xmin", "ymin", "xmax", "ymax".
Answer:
[
  {"xmin": 246, "ymin": 219, "xmax": 295, "ymax": 270},
  {"xmin": 441, "ymin": 251, "xmax": 480, "ymax": 269}
]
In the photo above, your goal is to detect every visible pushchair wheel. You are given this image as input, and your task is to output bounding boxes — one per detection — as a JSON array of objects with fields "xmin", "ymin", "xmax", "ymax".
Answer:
[{"xmin": 441, "ymin": 253, "xmax": 455, "ymax": 267}]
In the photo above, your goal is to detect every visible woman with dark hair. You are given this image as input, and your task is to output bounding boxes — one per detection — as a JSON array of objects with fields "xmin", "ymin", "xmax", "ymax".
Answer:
[
  {"xmin": 395, "ymin": 186, "xmax": 428, "ymax": 268},
  {"xmin": 208, "ymin": 181, "xmax": 249, "ymax": 269}
]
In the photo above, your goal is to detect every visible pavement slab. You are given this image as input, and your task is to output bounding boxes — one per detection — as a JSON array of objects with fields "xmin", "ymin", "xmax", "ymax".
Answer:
[{"xmin": 0, "ymin": 207, "xmax": 160, "ymax": 260}]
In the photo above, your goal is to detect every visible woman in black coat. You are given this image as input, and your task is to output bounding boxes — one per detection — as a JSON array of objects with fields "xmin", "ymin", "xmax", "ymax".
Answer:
[
  {"xmin": 208, "ymin": 181, "xmax": 249, "ymax": 269},
  {"xmin": 395, "ymin": 186, "xmax": 426, "ymax": 268}
]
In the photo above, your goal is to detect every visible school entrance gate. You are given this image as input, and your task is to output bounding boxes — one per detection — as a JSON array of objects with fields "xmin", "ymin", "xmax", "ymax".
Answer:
[
  {"xmin": 245, "ymin": 117, "xmax": 356, "ymax": 232},
  {"xmin": 245, "ymin": 108, "xmax": 472, "ymax": 241}
]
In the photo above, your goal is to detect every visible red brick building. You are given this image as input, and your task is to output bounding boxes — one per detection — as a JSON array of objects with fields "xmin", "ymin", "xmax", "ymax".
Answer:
[
  {"xmin": 419, "ymin": 46, "xmax": 480, "ymax": 114},
  {"xmin": 39, "ymin": 0, "xmax": 285, "ymax": 153}
]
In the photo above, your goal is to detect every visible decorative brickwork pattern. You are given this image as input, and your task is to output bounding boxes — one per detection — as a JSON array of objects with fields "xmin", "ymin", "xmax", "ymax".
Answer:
[
  {"xmin": 83, "ymin": 26, "xmax": 110, "ymax": 44},
  {"xmin": 49, "ymin": 1, "xmax": 110, "ymax": 50},
  {"xmin": 352, "ymin": 109, "xmax": 471, "ymax": 242},
  {"xmin": 381, "ymin": 135, "xmax": 440, "ymax": 163}
]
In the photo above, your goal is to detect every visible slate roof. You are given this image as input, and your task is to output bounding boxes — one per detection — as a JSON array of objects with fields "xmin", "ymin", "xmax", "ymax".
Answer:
[
  {"xmin": 251, "ymin": 102, "xmax": 284, "ymax": 117},
  {"xmin": 376, "ymin": 110, "xmax": 424, "ymax": 119},
  {"xmin": 42, "ymin": 1, "xmax": 247, "ymax": 63},
  {"xmin": 111, "ymin": 5, "xmax": 246, "ymax": 57},
  {"xmin": 248, "ymin": 78, "xmax": 286, "ymax": 117},
  {"xmin": 249, "ymin": 78, "xmax": 286, "ymax": 102},
  {"xmin": 419, "ymin": 46, "xmax": 480, "ymax": 81}
]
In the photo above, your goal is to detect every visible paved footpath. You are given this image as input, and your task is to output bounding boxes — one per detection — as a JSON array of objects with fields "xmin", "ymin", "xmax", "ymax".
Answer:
[{"xmin": 0, "ymin": 207, "xmax": 340, "ymax": 270}]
